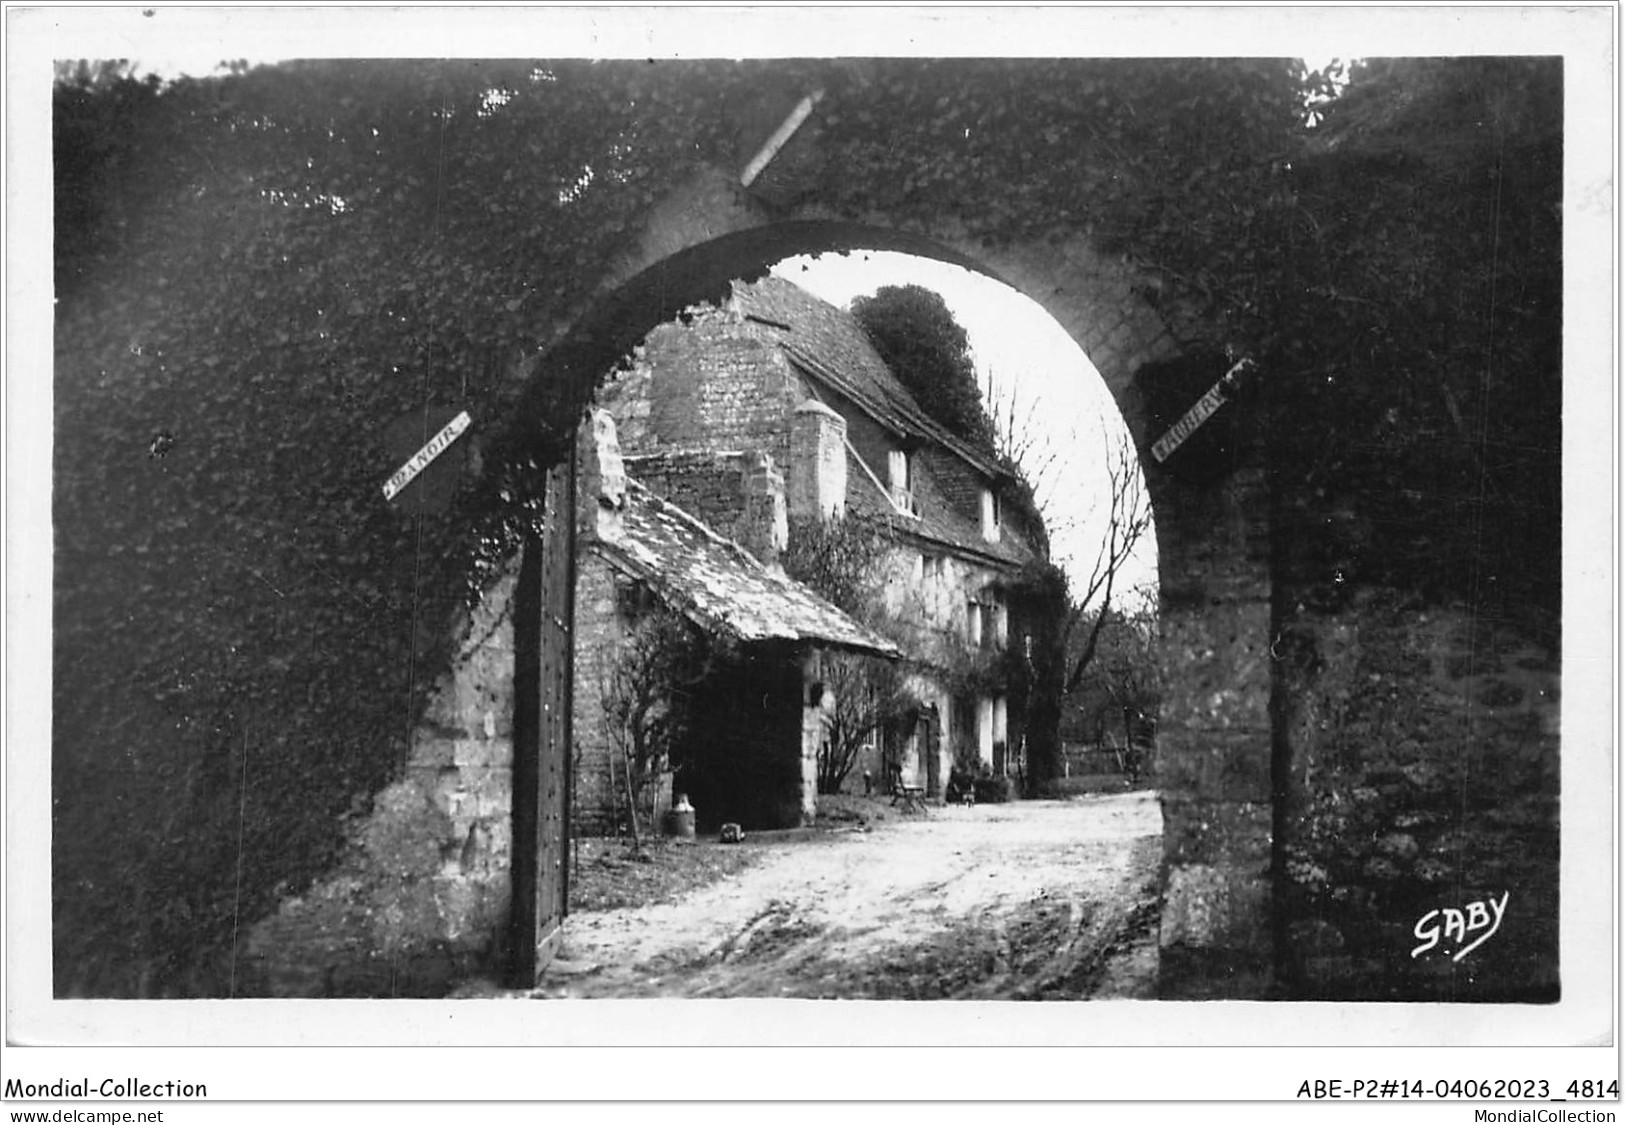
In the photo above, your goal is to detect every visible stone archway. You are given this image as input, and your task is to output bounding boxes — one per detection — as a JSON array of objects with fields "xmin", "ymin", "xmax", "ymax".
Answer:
[
  {"xmin": 54, "ymin": 54, "xmax": 1565, "ymax": 1007},
  {"xmin": 241, "ymin": 177, "xmax": 1273, "ymax": 1001},
  {"xmin": 511, "ymin": 180, "xmax": 1275, "ymax": 998}
]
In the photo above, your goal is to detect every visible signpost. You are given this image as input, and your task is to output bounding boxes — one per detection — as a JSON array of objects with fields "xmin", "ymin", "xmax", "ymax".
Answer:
[
  {"xmin": 740, "ymin": 89, "xmax": 825, "ymax": 188},
  {"xmin": 382, "ymin": 410, "xmax": 472, "ymax": 501},
  {"xmin": 1149, "ymin": 358, "xmax": 1254, "ymax": 463}
]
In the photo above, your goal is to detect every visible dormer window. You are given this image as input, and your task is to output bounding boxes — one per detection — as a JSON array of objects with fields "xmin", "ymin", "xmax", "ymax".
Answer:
[
  {"xmin": 888, "ymin": 448, "xmax": 918, "ymax": 517},
  {"xmin": 887, "ymin": 448, "xmax": 908, "ymax": 491},
  {"xmin": 980, "ymin": 487, "xmax": 1001, "ymax": 543}
]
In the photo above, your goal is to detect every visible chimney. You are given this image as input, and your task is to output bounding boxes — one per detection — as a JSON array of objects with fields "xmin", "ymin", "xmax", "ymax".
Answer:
[
  {"xmin": 739, "ymin": 451, "xmax": 789, "ymax": 569},
  {"xmin": 577, "ymin": 408, "xmax": 627, "ymax": 545},
  {"xmin": 789, "ymin": 400, "xmax": 847, "ymax": 521}
]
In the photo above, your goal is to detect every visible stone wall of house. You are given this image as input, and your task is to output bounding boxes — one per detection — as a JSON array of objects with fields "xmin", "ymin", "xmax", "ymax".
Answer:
[
  {"xmin": 625, "ymin": 450, "xmax": 750, "ymax": 536},
  {"xmin": 238, "ymin": 566, "xmax": 519, "ymax": 997},
  {"xmin": 738, "ymin": 453, "xmax": 790, "ymax": 568},
  {"xmin": 624, "ymin": 448, "xmax": 787, "ymax": 569},
  {"xmin": 570, "ymin": 548, "xmax": 689, "ymax": 840},
  {"xmin": 800, "ymin": 652, "xmax": 830, "ymax": 823},
  {"xmin": 571, "ymin": 410, "xmax": 690, "ymax": 839},
  {"xmin": 607, "ymin": 312, "xmax": 798, "ymax": 468},
  {"xmin": 870, "ymin": 544, "xmax": 1017, "ymax": 795},
  {"xmin": 883, "ymin": 548, "xmax": 1000, "ymax": 662},
  {"xmin": 569, "ymin": 550, "xmax": 627, "ymax": 839}
]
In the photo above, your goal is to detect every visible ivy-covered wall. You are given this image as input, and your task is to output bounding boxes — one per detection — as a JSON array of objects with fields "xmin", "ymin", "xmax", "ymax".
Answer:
[{"xmin": 1266, "ymin": 59, "xmax": 1564, "ymax": 1001}]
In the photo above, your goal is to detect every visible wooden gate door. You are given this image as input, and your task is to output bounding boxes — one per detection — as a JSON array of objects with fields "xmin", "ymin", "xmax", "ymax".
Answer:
[{"xmin": 507, "ymin": 458, "xmax": 575, "ymax": 987}]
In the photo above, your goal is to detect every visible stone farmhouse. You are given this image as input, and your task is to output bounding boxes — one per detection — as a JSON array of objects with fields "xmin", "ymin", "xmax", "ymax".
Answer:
[{"xmin": 591, "ymin": 276, "xmax": 1050, "ymax": 817}]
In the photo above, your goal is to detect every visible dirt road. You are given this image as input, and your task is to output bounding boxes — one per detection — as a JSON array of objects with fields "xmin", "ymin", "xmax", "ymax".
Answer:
[{"xmin": 538, "ymin": 792, "xmax": 1163, "ymax": 1000}]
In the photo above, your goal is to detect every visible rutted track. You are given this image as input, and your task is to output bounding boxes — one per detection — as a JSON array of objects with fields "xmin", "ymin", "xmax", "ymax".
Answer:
[{"xmin": 537, "ymin": 792, "xmax": 1162, "ymax": 1000}]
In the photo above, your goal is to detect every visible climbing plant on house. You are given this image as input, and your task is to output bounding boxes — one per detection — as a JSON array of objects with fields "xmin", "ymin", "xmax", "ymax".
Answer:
[{"xmin": 782, "ymin": 514, "xmax": 915, "ymax": 794}]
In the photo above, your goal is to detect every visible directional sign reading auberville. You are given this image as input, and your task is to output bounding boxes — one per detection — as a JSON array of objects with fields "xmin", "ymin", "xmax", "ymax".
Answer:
[
  {"xmin": 1149, "ymin": 358, "xmax": 1254, "ymax": 464},
  {"xmin": 382, "ymin": 410, "xmax": 472, "ymax": 501}
]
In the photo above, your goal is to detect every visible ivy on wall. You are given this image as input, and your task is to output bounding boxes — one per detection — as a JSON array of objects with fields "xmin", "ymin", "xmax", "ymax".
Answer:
[
  {"xmin": 1265, "ymin": 58, "xmax": 1563, "ymax": 625},
  {"xmin": 1266, "ymin": 59, "xmax": 1563, "ymax": 1002}
]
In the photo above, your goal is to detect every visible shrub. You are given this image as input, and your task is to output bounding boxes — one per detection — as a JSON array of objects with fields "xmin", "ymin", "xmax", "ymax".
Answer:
[{"xmin": 973, "ymin": 776, "xmax": 1014, "ymax": 804}]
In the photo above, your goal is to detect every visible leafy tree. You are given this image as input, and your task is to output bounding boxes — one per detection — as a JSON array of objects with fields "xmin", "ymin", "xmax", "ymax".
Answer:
[
  {"xmin": 852, "ymin": 286, "xmax": 1055, "ymax": 589},
  {"xmin": 850, "ymin": 284, "xmax": 998, "ymax": 457}
]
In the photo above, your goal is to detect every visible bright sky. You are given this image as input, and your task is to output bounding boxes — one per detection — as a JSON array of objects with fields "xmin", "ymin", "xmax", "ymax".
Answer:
[{"xmin": 770, "ymin": 251, "xmax": 1158, "ymax": 607}]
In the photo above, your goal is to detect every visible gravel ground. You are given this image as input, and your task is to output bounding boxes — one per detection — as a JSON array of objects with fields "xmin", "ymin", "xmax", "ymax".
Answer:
[{"xmin": 525, "ymin": 791, "xmax": 1163, "ymax": 1001}]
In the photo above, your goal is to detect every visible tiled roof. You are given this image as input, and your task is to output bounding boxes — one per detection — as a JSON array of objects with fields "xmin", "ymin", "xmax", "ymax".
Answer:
[
  {"xmin": 734, "ymin": 277, "xmax": 1010, "ymax": 481},
  {"xmin": 735, "ymin": 277, "xmax": 1032, "ymax": 570},
  {"xmin": 843, "ymin": 447, "xmax": 1034, "ymax": 570},
  {"xmin": 597, "ymin": 479, "xmax": 902, "ymax": 658}
]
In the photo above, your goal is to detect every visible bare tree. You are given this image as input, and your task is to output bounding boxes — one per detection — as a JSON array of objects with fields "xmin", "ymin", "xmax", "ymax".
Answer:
[
  {"xmin": 783, "ymin": 514, "xmax": 917, "ymax": 795},
  {"xmin": 1066, "ymin": 601, "xmax": 1161, "ymax": 782},
  {"xmin": 1063, "ymin": 437, "xmax": 1154, "ymax": 694},
  {"xmin": 983, "ymin": 365, "xmax": 1063, "ymax": 496},
  {"xmin": 814, "ymin": 653, "xmax": 911, "ymax": 795},
  {"xmin": 983, "ymin": 371, "xmax": 1156, "ymax": 787},
  {"xmin": 598, "ymin": 608, "xmax": 708, "ymax": 849}
]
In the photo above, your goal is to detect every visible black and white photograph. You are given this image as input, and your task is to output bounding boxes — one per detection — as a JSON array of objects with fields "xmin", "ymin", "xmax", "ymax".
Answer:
[{"xmin": 4, "ymin": 1, "xmax": 1616, "ymax": 1113}]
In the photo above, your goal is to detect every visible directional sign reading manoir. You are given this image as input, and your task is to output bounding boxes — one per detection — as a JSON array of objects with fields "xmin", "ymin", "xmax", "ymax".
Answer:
[
  {"xmin": 382, "ymin": 410, "xmax": 472, "ymax": 501},
  {"xmin": 1150, "ymin": 358, "xmax": 1254, "ymax": 464}
]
